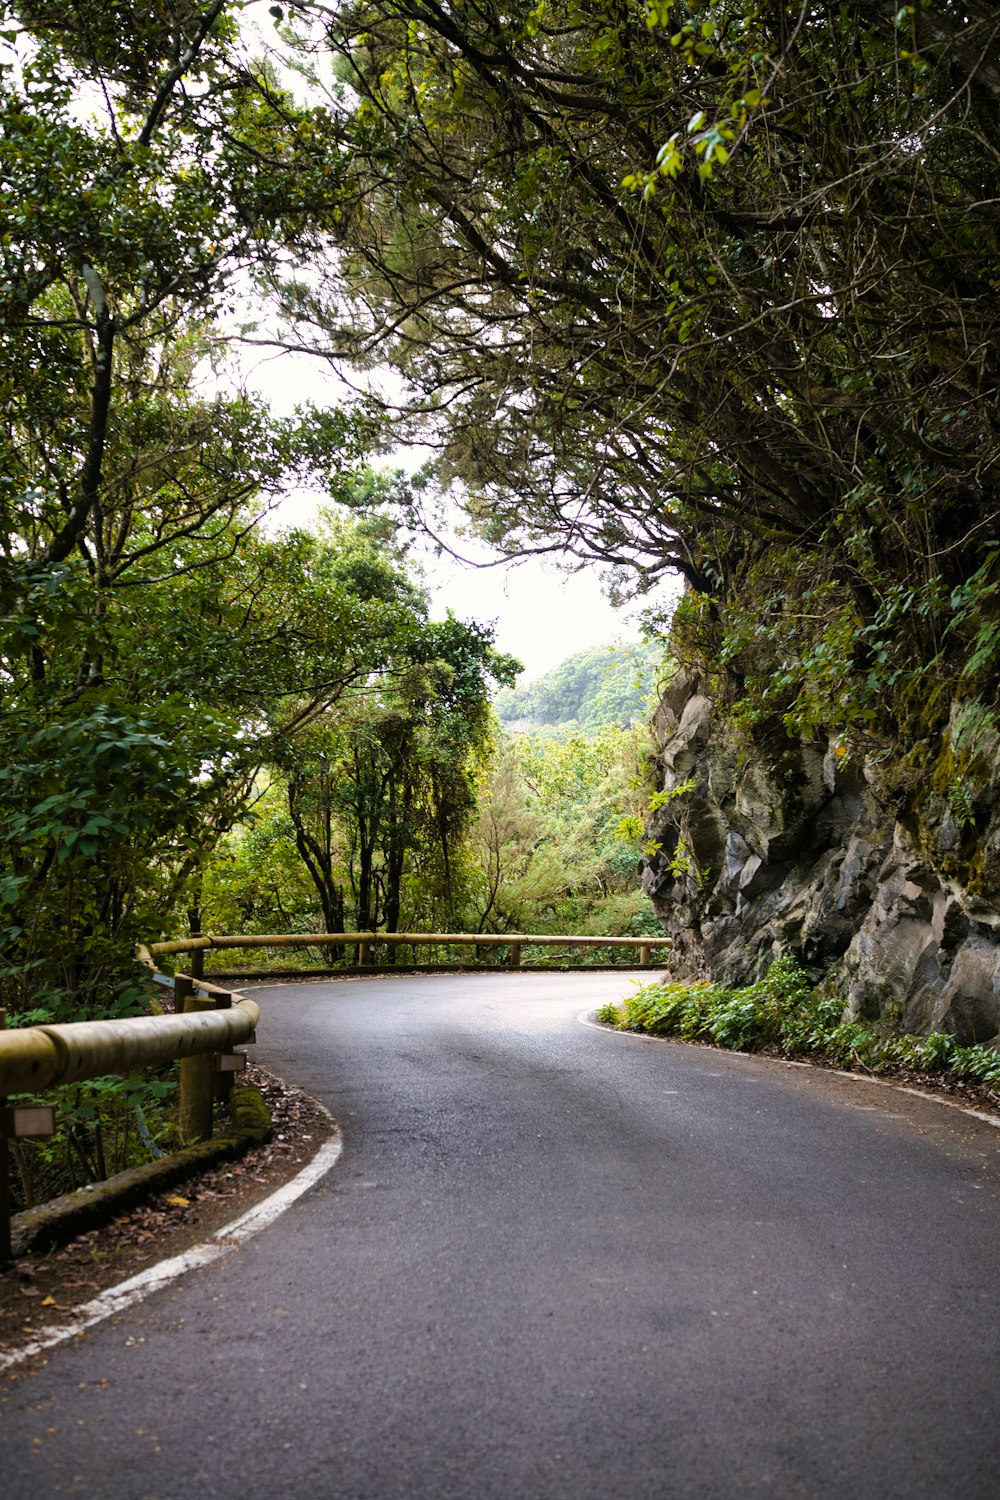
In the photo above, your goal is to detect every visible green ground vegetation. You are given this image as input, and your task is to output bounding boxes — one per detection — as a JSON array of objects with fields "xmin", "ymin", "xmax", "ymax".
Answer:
[{"xmin": 599, "ymin": 959, "xmax": 1000, "ymax": 1091}]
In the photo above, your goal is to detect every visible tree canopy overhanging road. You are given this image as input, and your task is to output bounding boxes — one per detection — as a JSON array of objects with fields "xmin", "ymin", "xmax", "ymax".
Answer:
[
  {"xmin": 5, "ymin": 1, "xmax": 1000, "ymax": 1211},
  {"xmin": 2, "ymin": 972, "xmax": 1000, "ymax": 1499}
]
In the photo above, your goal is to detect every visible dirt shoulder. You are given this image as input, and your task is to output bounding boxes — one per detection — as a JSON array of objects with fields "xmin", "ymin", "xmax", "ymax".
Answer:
[{"xmin": 0, "ymin": 1063, "xmax": 334, "ymax": 1361}]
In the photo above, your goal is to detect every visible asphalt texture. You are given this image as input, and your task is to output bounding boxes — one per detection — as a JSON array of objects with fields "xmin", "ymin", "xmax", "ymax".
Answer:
[{"xmin": 2, "ymin": 971, "xmax": 1000, "ymax": 1499}]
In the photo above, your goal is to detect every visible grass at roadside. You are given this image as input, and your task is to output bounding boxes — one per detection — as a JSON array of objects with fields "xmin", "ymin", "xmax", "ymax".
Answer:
[{"xmin": 597, "ymin": 956, "xmax": 1000, "ymax": 1094}]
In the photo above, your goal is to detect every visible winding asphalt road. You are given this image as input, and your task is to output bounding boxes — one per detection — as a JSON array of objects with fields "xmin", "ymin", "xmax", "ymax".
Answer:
[{"xmin": 3, "ymin": 971, "xmax": 1000, "ymax": 1498}]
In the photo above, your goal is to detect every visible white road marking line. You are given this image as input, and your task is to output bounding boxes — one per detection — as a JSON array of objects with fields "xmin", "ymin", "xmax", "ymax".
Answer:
[
  {"xmin": 577, "ymin": 1009, "xmax": 649, "ymax": 1037},
  {"xmin": 838, "ymin": 1072, "xmax": 1000, "ymax": 1129},
  {"xmin": 579, "ymin": 1012, "xmax": 1000, "ymax": 1130},
  {"xmin": 0, "ymin": 1129, "xmax": 343, "ymax": 1375}
]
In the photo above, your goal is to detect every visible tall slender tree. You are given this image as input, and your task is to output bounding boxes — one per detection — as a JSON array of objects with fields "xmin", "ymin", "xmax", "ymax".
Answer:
[{"xmin": 0, "ymin": 2, "xmax": 392, "ymax": 1016}]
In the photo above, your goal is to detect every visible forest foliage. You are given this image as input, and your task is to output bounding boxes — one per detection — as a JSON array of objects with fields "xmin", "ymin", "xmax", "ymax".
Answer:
[
  {"xmin": 0, "ymin": 1, "xmax": 514, "ymax": 1202},
  {"xmin": 275, "ymin": 0, "xmax": 1000, "ymax": 778},
  {"xmin": 495, "ymin": 640, "xmax": 665, "ymax": 731},
  {"xmin": 5, "ymin": 1, "xmax": 1000, "ymax": 1198},
  {"xmin": 201, "ymin": 645, "xmax": 662, "ymax": 955}
]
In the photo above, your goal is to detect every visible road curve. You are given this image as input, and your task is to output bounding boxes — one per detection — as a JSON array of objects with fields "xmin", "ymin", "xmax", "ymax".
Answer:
[{"xmin": 2, "ymin": 972, "xmax": 1000, "ymax": 1498}]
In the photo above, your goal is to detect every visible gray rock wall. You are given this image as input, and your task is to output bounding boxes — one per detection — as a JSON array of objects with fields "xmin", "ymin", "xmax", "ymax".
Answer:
[{"xmin": 641, "ymin": 673, "xmax": 1000, "ymax": 1044}]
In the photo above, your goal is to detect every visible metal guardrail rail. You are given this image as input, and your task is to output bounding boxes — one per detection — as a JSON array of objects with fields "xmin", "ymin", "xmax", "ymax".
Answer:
[
  {"xmin": 148, "ymin": 930, "xmax": 674, "ymax": 967},
  {"xmin": 0, "ymin": 997, "xmax": 259, "ymax": 1097},
  {"xmin": 0, "ymin": 975, "xmax": 259, "ymax": 1262}
]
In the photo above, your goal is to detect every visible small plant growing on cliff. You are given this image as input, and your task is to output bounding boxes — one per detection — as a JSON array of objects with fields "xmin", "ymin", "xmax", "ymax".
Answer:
[
  {"xmin": 648, "ymin": 778, "xmax": 697, "ymax": 813},
  {"xmin": 665, "ymin": 834, "xmax": 712, "ymax": 889},
  {"xmin": 616, "ymin": 778, "xmax": 696, "ymax": 849},
  {"xmin": 945, "ymin": 777, "xmax": 976, "ymax": 830}
]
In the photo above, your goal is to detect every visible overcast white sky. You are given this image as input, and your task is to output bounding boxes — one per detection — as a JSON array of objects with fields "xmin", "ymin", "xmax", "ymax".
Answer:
[
  {"xmin": 271, "ymin": 471, "xmax": 650, "ymax": 681},
  {"xmin": 222, "ymin": 14, "xmax": 682, "ymax": 684},
  {"xmin": 242, "ymin": 348, "xmax": 677, "ymax": 682},
  {"xmin": 403, "ymin": 542, "xmax": 642, "ymax": 681}
]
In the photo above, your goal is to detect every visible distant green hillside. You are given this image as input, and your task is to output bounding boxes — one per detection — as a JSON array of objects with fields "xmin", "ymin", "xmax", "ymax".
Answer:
[{"xmin": 495, "ymin": 641, "xmax": 666, "ymax": 730}]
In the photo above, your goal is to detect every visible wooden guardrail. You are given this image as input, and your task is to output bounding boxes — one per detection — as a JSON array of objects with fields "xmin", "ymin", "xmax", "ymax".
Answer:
[
  {"xmin": 148, "ymin": 931, "xmax": 673, "ymax": 967},
  {"xmin": 1, "ymin": 928, "xmax": 668, "ymax": 1258},
  {"xmin": 0, "ymin": 975, "xmax": 259, "ymax": 1262}
]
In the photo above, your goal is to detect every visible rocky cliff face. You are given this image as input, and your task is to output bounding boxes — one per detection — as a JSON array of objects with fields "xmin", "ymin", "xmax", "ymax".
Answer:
[{"xmin": 641, "ymin": 672, "xmax": 1000, "ymax": 1045}]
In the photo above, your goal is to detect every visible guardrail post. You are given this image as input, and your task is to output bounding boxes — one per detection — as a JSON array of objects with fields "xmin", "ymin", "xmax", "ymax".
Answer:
[
  {"xmin": 0, "ymin": 1009, "xmax": 9, "ymax": 1264},
  {"xmin": 509, "ymin": 942, "xmax": 521, "ymax": 968},
  {"xmin": 178, "ymin": 992, "xmax": 216, "ymax": 1144},
  {"xmin": 174, "ymin": 973, "xmax": 193, "ymax": 1012},
  {"xmin": 640, "ymin": 943, "xmax": 651, "ymax": 966},
  {"xmin": 211, "ymin": 989, "xmax": 235, "ymax": 1104},
  {"xmin": 358, "ymin": 940, "xmax": 371, "ymax": 966}
]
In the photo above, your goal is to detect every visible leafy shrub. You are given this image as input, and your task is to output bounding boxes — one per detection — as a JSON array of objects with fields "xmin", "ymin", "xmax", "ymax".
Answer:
[
  {"xmin": 616, "ymin": 955, "xmax": 814, "ymax": 1050},
  {"xmin": 595, "ymin": 1000, "xmax": 623, "ymax": 1025}
]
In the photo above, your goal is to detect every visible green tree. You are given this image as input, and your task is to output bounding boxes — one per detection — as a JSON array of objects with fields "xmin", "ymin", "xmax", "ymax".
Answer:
[
  {"xmin": 496, "ymin": 640, "xmax": 666, "ymax": 730},
  {"xmin": 465, "ymin": 721, "xmax": 659, "ymax": 937},
  {"xmin": 272, "ymin": 515, "xmax": 440, "ymax": 936},
  {"xmin": 198, "ymin": 784, "xmax": 320, "ymax": 938},
  {"xmin": 0, "ymin": 2, "xmax": 393, "ymax": 1019},
  {"xmin": 269, "ymin": 1, "xmax": 1000, "ymax": 759},
  {"xmin": 0, "ymin": 3, "xmax": 428, "ymax": 1204},
  {"xmin": 309, "ymin": 612, "xmax": 518, "ymax": 938},
  {"xmin": 193, "ymin": 516, "xmax": 519, "ymax": 946}
]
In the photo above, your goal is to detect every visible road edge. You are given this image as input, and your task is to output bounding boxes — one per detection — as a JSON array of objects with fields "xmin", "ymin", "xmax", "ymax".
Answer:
[
  {"xmin": 577, "ymin": 1009, "xmax": 1000, "ymax": 1130},
  {"xmin": 0, "ymin": 1118, "xmax": 343, "ymax": 1376}
]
